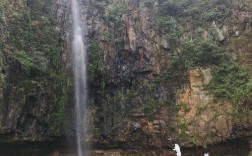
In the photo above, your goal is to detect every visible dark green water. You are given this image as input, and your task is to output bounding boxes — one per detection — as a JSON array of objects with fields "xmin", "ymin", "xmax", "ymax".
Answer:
[{"xmin": 0, "ymin": 139, "xmax": 249, "ymax": 156}]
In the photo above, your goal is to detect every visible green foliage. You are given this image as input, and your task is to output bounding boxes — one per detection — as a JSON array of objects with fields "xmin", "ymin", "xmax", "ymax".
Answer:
[
  {"xmin": 49, "ymin": 42, "xmax": 72, "ymax": 136},
  {"xmin": 27, "ymin": 0, "xmax": 55, "ymax": 19},
  {"xmin": 183, "ymin": 0, "xmax": 231, "ymax": 23},
  {"xmin": 14, "ymin": 50, "xmax": 48, "ymax": 72},
  {"xmin": 1, "ymin": 0, "xmax": 71, "ymax": 136},
  {"xmin": 2, "ymin": 1, "xmax": 55, "ymax": 75},
  {"xmin": 141, "ymin": 79, "xmax": 163, "ymax": 115},
  {"xmin": 143, "ymin": 79, "xmax": 155, "ymax": 91},
  {"xmin": 157, "ymin": 16, "xmax": 178, "ymax": 33},
  {"xmin": 144, "ymin": 97, "xmax": 158, "ymax": 114},
  {"xmin": 5, "ymin": 4, "xmax": 57, "ymax": 73},
  {"xmin": 163, "ymin": 51, "xmax": 188, "ymax": 93},
  {"xmin": 164, "ymin": 53, "xmax": 187, "ymax": 81},
  {"xmin": 178, "ymin": 122, "xmax": 187, "ymax": 134},
  {"xmin": 142, "ymin": 0, "xmax": 156, "ymax": 7},
  {"xmin": 0, "ymin": 1, "xmax": 7, "ymax": 25},
  {"xmin": 158, "ymin": 0, "xmax": 231, "ymax": 26},
  {"xmin": 7, "ymin": 10, "xmax": 32, "ymax": 50},
  {"xmin": 0, "ymin": 52, "xmax": 3, "ymax": 83},
  {"xmin": 163, "ymin": 38, "xmax": 228, "ymax": 109},
  {"xmin": 228, "ymin": 32, "xmax": 252, "ymax": 63},
  {"xmin": 207, "ymin": 63, "xmax": 251, "ymax": 103},
  {"xmin": 158, "ymin": 0, "xmax": 185, "ymax": 16},
  {"xmin": 50, "ymin": 73, "xmax": 72, "ymax": 135},
  {"xmin": 109, "ymin": 1, "xmax": 129, "ymax": 20},
  {"xmin": 88, "ymin": 39, "xmax": 105, "ymax": 83},
  {"xmin": 113, "ymin": 91, "xmax": 128, "ymax": 116},
  {"xmin": 109, "ymin": 5, "xmax": 128, "ymax": 16},
  {"xmin": 101, "ymin": 32, "xmax": 111, "ymax": 41},
  {"xmin": 177, "ymin": 102, "xmax": 190, "ymax": 113},
  {"xmin": 50, "ymin": 73, "xmax": 72, "ymax": 136},
  {"xmin": 89, "ymin": 2, "xmax": 105, "ymax": 15},
  {"xmin": 14, "ymin": 51, "xmax": 33, "ymax": 70},
  {"xmin": 182, "ymin": 39, "xmax": 226, "ymax": 68}
]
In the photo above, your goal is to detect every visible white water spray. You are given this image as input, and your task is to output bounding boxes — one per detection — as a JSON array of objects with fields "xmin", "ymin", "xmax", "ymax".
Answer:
[
  {"xmin": 173, "ymin": 144, "xmax": 181, "ymax": 156},
  {"xmin": 173, "ymin": 144, "xmax": 209, "ymax": 156},
  {"xmin": 71, "ymin": 0, "xmax": 88, "ymax": 156}
]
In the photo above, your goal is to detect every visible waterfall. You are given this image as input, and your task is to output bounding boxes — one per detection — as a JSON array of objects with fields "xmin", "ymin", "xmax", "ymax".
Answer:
[{"xmin": 71, "ymin": 0, "xmax": 89, "ymax": 156}]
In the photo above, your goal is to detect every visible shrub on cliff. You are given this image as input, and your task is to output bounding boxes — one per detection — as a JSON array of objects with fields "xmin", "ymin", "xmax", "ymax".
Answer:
[
  {"xmin": 207, "ymin": 63, "xmax": 251, "ymax": 103},
  {"xmin": 182, "ymin": 39, "xmax": 227, "ymax": 68}
]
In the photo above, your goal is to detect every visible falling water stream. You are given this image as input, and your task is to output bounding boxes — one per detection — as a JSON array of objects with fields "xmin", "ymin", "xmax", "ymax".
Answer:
[{"xmin": 71, "ymin": 0, "xmax": 88, "ymax": 156}]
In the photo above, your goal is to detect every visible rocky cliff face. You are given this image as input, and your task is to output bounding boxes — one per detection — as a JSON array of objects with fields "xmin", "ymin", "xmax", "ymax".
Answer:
[
  {"xmin": 86, "ymin": 0, "xmax": 252, "ymax": 147},
  {"xmin": 0, "ymin": 0, "xmax": 252, "ymax": 148},
  {"xmin": 0, "ymin": 0, "xmax": 73, "ymax": 140}
]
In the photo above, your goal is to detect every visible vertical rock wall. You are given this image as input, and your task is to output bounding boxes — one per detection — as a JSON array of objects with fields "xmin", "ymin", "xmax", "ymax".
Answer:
[{"xmin": 86, "ymin": 0, "xmax": 252, "ymax": 147}]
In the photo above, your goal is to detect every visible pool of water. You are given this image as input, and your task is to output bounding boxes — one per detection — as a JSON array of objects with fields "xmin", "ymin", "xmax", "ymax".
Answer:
[{"xmin": 0, "ymin": 139, "xmax": 249, "ymax": 156}]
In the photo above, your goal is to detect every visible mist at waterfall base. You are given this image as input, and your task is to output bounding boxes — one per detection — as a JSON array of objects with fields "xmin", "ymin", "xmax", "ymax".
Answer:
[{"xmin": 71, "ymin": 0, "xmax": 89, "ymax": 155}]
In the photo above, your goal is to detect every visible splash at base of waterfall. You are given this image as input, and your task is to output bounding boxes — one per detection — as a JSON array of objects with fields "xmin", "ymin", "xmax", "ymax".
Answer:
[{"xmin": 173, "ymin": 144, "xmax": 209, "ymax": 156}]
